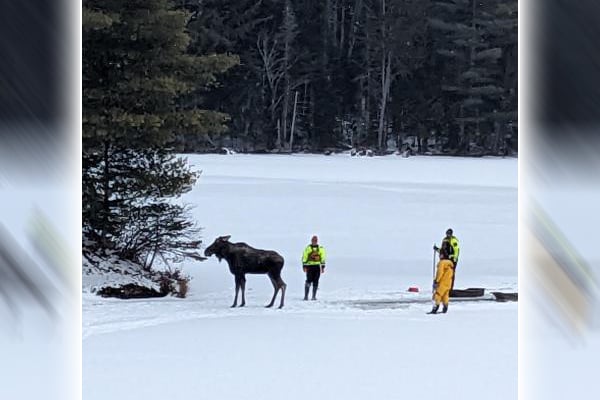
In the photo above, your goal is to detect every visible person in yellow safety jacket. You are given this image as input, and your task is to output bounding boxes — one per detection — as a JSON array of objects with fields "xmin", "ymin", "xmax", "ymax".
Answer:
[
  {"xmin": 428, "ymin": 248, "xmax": 455, "ymax": 314},
  {"xmin": 433, "ymin": 228, "xmax": 460, "ymax": 289},
  {"xmin": 302, "ymin": 235, "xmax": 327, "ymax": 300}
]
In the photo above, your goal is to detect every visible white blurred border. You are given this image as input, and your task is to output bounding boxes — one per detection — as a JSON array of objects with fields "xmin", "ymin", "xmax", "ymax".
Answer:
[
  {"xmin": 0, "ymin": 2, "xmax": 80, "ymax": 400},
  {"xmin": 521, "ymin": 1, "xmax": 600, "ymax": 399},
  {"xmin": 518, "ymin": 0, "xmax": 531, "ymax": 398},
  {"xmin": 67, "ymin": 1, "xmax": 82, "ymax": 400}
]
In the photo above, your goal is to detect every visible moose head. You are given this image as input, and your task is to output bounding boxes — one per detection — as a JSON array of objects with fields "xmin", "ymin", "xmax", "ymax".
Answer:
[{"xmin": 204, "ymin": 235, "xmax": 231, "ymax": 261}]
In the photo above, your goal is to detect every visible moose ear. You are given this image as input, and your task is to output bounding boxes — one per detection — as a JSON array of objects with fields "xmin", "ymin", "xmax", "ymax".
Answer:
[{"xmin": 221, "ymin": 235, "xmax": 231, "ymax": 242}]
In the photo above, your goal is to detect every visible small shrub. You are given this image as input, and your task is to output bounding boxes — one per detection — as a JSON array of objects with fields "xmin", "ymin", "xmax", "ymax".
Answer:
[
  {"xmin": 176, "ymin": 279, "xmax": 188, "ymax": 298},
  {"xmin": 157, "ymin": 268, "xmax": 191, "ymax": 298}
]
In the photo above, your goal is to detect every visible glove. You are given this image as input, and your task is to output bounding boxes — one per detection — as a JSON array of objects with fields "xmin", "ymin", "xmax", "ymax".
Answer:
[
  {"xmin": 432, "ymin": 281, "xmax": 438, "ymax": 290},
  {"xmin": 321, "ymin": 265, "xmax": 325, "ymax": 273},
  {"xmin": 303, "ymin": 266, "xmax": 307, "ymax": 273},
  {"xmin": 433, "ymin": 245, "xmax": 439, "ymax": 251}
]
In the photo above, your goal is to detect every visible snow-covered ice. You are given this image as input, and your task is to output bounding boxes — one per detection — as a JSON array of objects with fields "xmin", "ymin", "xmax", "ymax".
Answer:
[{"xmin": 83, "ymin": 154, "xmax": 517, "ymax": 400}]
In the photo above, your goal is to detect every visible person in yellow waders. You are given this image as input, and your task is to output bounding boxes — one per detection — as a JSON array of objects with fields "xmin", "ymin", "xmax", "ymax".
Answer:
[{"xmin": 428, "ymin": 248, "xmax": 455, "ymax": 314}]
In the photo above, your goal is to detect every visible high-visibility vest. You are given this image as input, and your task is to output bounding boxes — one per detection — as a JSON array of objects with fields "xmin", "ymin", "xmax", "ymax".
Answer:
[
  {"xmin": 302, "ymin": 244, "xmax": 326, "ymax": 265},
  {"xmin": 441, "ymin": 236, "xmax": 460, "ymax": 263}
]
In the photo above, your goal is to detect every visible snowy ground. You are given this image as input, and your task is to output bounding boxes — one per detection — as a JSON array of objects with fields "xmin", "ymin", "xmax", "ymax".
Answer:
[{"xmin": 83, "ymin": 154, "xmax": 517, "ymax": 400}]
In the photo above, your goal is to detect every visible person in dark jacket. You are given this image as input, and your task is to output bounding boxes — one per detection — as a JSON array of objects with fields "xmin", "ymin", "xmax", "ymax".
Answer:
[{"xmin": 434, "ymin": 228, "xmax": 460, "ymax": 289}]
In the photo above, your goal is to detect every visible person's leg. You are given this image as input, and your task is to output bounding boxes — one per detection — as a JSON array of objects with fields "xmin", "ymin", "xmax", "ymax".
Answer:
[
  {"xmin": 304, "ymin": 266, "xmax": 311, "ymax": 300},
  {"xmin": 306, "ymin": 266, "xmax": 318, "ymax": 300},
  {"xmin": 311, "ymin": 267, "xmax": 322, "ymax": 300},
  {"xmin": 442, "ymin": 290, "xmax": 450, "ymax": 313},
  {"xmin": 428, "ymin": 292, "xmax": 441, "ymax": 314},
  {"xmin": 450, "ymin": 261, "xmax": 457, "ymax": 290}
]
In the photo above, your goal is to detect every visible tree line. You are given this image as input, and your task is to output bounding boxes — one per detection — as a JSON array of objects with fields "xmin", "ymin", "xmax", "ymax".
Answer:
[{"xmin": 177, "ymin": 0, "xmax": 517, "ymax": 155}]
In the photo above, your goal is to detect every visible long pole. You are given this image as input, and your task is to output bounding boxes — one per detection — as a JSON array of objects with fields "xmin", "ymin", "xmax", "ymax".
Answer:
[
  {"xmin": 432, "ymin": 246, "xmax": 437, "ymax": 299},
  {"xmin": 432, "ymin": 246, "xmax": 436, "ymax": 280}
]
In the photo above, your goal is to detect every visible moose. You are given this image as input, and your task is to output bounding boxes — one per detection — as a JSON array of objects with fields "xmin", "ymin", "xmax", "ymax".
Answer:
[{"xmin": 204, "ymin": 235, "xmax": 287, "ymax": 308}]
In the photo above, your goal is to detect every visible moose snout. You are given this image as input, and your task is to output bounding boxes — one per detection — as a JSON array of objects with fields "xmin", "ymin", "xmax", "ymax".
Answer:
[{"xmin": 204, "ymin": 248, "xmax": 213, "ymax": 257}]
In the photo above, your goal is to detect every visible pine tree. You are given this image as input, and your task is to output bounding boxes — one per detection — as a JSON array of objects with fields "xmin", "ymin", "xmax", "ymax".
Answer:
[{"xmin": 83, "ymin": 0, "xmax": 238, "ymax": 263}]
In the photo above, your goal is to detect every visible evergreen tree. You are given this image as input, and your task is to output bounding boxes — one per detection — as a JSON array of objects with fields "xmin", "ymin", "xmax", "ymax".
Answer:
[{"xmin": 83, "ymin": 0, "xmax": 238, "ymax": 263}]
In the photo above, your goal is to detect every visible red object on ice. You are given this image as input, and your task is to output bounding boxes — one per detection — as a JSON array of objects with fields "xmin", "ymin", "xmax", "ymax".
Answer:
[{"xmin": 408, "ymin": 287, "xmax": 419, "ymax": 293}]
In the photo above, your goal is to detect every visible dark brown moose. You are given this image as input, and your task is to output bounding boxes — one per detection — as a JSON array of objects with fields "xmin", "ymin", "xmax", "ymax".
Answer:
[{"xmin": 204, "ymin": 235, "xmax": 287, "ymax": 308}]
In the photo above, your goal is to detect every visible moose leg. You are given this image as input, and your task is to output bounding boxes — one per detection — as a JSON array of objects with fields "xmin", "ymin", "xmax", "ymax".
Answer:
[
  {"xmin": 239, "ymin": 275, "xmax": 246, "ymax": 307},
  {"xmin": 232, "ymin": 275, "xmax": 241, "ymax": 307},
  {"xmin": 277, "ymin": 277, "xmax": 287, "ymax": 309},
  {"xmin": 266, "ymin": 275, "xmax": 278, "ymax": 308}
]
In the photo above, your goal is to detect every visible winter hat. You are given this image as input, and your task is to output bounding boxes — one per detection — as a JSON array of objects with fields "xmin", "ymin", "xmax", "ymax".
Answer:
[{"xmin": 311, "ymin": 235, "xmax": 318, "ymax": 241}]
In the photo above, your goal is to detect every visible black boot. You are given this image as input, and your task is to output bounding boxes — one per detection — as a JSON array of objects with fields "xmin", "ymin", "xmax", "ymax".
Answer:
[
  {"xmin": 442, "ymin": 304, "xmax": 448, "ymax": 313},
  {"xmin": 311, "ymin": 285, "xmax": 318, "ymax": 300},
  {"xmin": 304, "ymin": 283, "xmax": 310, "ymax": 301},
  {"xmin": 427, "ymin": 304, "xmax": 439, "ymax": 314}
]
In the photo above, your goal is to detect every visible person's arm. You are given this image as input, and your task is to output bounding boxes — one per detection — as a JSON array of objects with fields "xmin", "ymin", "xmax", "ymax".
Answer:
[
  {"xmin": 302, "ymin": 246, "xmax": 309, "ymax": 271},
  {"xmin": 302, "ymin": 246, "xmax": 310, "ymax": 264},
  {"xmin": 320, "ymin": 246, "xmax": 327, "ymax": 272},
  {"xmin": 433, "ymin": 237, "xmax": 444, "ymax": 252}
]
